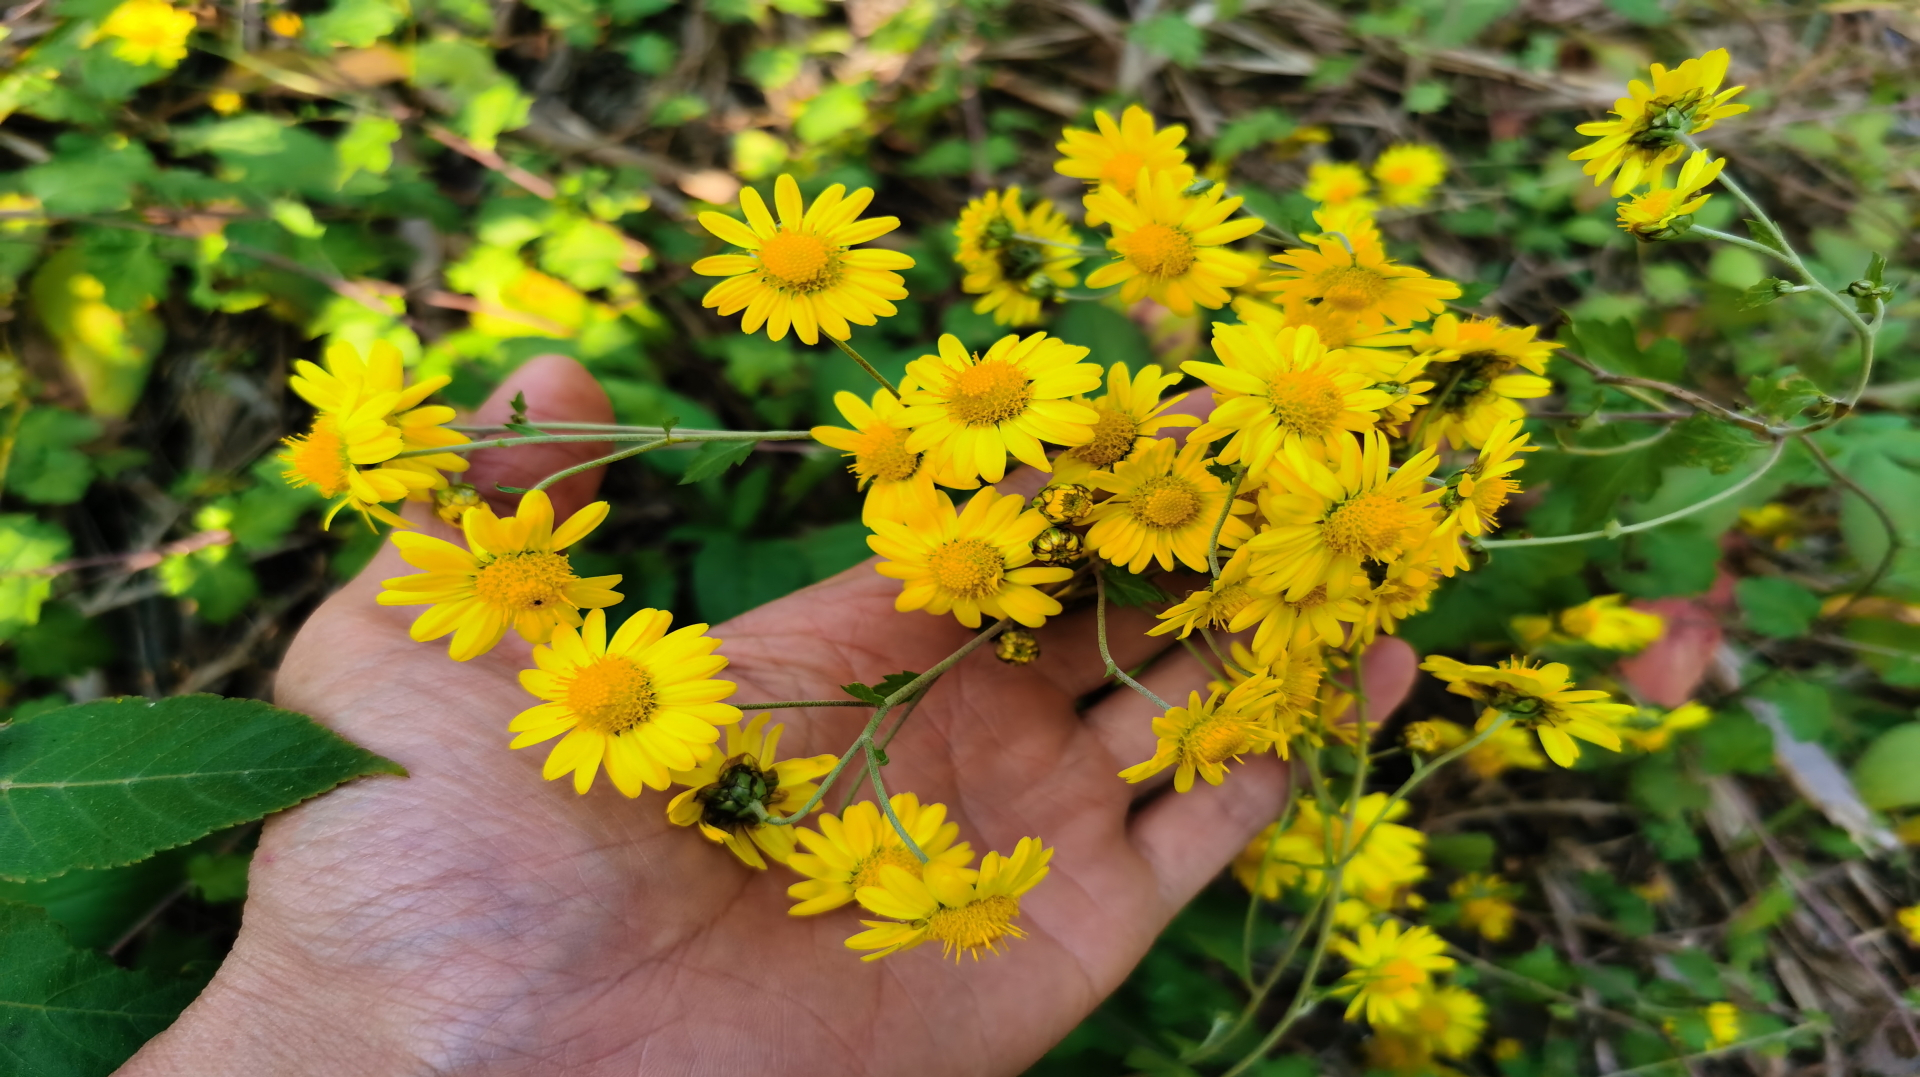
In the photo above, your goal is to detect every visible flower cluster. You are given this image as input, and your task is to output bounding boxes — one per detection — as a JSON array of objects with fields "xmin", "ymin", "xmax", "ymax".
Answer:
[{"xmin": 1572, "ymin": 47, "xmax": 1746, "ymax": 240}]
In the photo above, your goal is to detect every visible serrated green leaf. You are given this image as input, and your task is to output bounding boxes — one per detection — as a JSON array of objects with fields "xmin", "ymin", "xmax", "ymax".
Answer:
[
  {"xmin": 0, "ymin": 695, "xmax": 403, "ymax": 881},
  {"xmin": 678, "ymin": 439, "xmax": 755, "ymax": 485},
  {"xmin": 0, "ymin": 903, "xmax": 206, "ymax": 1076},
  {"xmin": 1744, "ymin": 218, "xmax": 1789, "ymax": 255},
  {"xmin": 1737, "ymin": 277, "xmax": 1790, "ymax": 310},
  {"xmin": 1867, "ymin": 251, "xmax": 1888, "ymax": 288}
]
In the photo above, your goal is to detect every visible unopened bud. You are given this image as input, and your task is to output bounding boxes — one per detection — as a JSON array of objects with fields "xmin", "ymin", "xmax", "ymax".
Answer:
[
  {"xmin": 1031, "ymin": 483, "xmax": 1094, "ymax": 525},
  {"xmin": 1030, "ymin": 526, "xmax": 1084, "ymax": 566},
  {"xmin": 1403, "ymin": 721, "xmax": 1444, "ymax": 754},
  {"xmin": 995, "ymin": 627, "xmax": 1041, "ymax": 665},
  {"xmin": 434, "ymin": 483, "xmax": 484, "ymax": 526}
]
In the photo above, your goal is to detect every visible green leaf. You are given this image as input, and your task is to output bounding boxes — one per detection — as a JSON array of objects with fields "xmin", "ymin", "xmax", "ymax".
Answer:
[
  {"xmin": 1744, "ymin": 218, "xmax": 1790, "ymax": 255},
  {"xmin": 1666, "ymin": 414, "xmax": 1758, "ymax": 476},
  {"xmin": 1735, "ymin": 576, "xmax": 1821, "ymax": 639},
  {"xmin": 1853, "ymin": 722, "xmax": 1920, "ymax": 811},
  {"xmin": 187, "ymin": 851, "xmax": 249, "ymax": 902},
  {"xmin": 8, "ymin": 406, "xmax": 101, "ymax": 504},
  {"xmin": 795, "ymin": 82, "xmax": 870, "ymax": 145},
  {"xmin": 1101, "ymin": 565, "xmax": 1170, "ymax": 607},
  {"xmin": 678, "ymin": 439, "xmax": 755, "ymax": 485},
  {"xmin": 1605, "ymin": 0, "xmax": 1669, "ymax": 24},
  {"xmin": 841, "ymin": 671, "xmax": 921, "ymax": 706},
  {"xmin": 1212, "ymin": 108, "xmax": 1294, "ymax": 160},
  {"xmin": 0, "ymin": 903, "xmax": 206, "ymax": 1075},
  {"xmin": 1403, "ymin": 79, "xmax": 1450, "ymax": 114},
  {"xmin": 1567, "ymin": 318, "xmax": 1685, "ymax": 382},
  {"xmin": 0, "ymin": 695, "xmax": 403, "ymax": 881},
  {"xmin": 13, "ymin": 601, "xmax": 114, "ymax": 679},
  {"xmin": 0, "ymin": 514, "xmax": 70, "ymax": 642},
  {"xmin": 623, "ymin": 32, "xmax": 676, "ymax": 76},
  {"xmin": 306, "ymin": 0, "xmax": 406, "ymax": 46},
  {"xmin": 1746, "ymin": 368, "xmax": 1824, "ymax": 421},
  {"xmin": 1737, "ymin": 277, "xmax": 1791, "ymax": 310},
  {"xmin": 1696, "ymin": 706, "xmax": 1775, "ymax": 775},
  {"xmin": 1128, "ymin": 13, "xmax": 1204, "ymax": 67},
  {"xmin": 1425, "ymin": 831, "xmax": 1494, "ymax": 872}
]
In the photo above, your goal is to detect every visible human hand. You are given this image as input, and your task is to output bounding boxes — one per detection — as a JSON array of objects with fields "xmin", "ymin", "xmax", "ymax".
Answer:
[{"xmin": 123, "ymin": 356, "xmax": 1415, "ymax": 1077}]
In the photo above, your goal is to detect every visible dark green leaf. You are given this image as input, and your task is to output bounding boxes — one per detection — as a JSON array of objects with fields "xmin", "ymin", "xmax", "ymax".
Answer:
[
  {"xmin": 678, "ymin": 439, "xmax": 755, "ymax": 484},
  {"xmin": 8, "ymin": 406, "xmax": 100, "ymax": 505},
  {"xmin": 1212, "ymin": 108, "xmax": 1294, "ymax": 159},
  {"xmin": 13, "ymin": 601, "xmax": 114, "ymax": 679},
  {"xmin": 186, "ymin": 851, "xmax": 249, "ymax": 903},
  {"xmin": 1696, "ymin": 706, "xmax": 1775, "ymax": 775},
  {"xmin": 1666, "ymin": 414, "xmax": 1758, "ymax": 475},
  {"xmin": 0, "ymin": 695, "xmax": 403, "ymax": 881},
  {"xmin": 840, "ymin": 671, "xmax": 920, "ymax": 706},
  {"xmin": 1735, "ymin": 576, "xmax": 1821, "ymax": 639},
  {"xmin": 1425, "ymin": 831, "xmax": 1495, "ymax": 872},
  {"xmin": 1744, "ymin": 218, "xmax": 1789, "ymax": 255},
  {"xmin": 1101, "ymin": 565, "xmax": 1170, "ymax": 607},
  {"xmin": 1745, "ymin": 368, "xmax": 1825, "ymax": 421}
]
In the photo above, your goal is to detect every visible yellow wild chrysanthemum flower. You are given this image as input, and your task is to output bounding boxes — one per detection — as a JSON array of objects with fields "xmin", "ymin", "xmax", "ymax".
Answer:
[
  {"xmin": 508, "ymin": 607, "xmax": 742, "ymax": 796},
  {"xmin": 1421, "ymin": 655, "xmax": 1631, "ymax": 767},
  {"xmin": 1382, "ymin": 986, "xmax": 1487, "ymax": 1059},
  {"xmin": 377, "ymin": 490, "xmax": 623, "ymax": 661},
  {"xmin": 1897, "ymin": 904, "xmax": 1920, "ymax": 946},
  {"xmin": 1084, "ymin": 437, "xmax": 1253, "ymax": 574},
  {"xmin": 954, "ymin": 187, "xmax": 1081, "ymax": 327},
  {"xmin": 1052, "ymin": 362, "xmax": 1198, "ymax": 481},
  {"xmin": 1561, "ymin": 594, "xmax": 1667, "ymax": 651},
  {"xmin": 1570, "ymin": 48, "xmax": 1748, "ymax": 196},
  {"xmin": 1304, "ymin": 161, "xmax": 1375, "ymax": 211},
  {"xmin": 1446, "ymin": 417, "xmax": 1535, "ymax": 539},
  {"xmin": 1451, "ymin": 873, "xmax": 1521, "ymax": 942},
  {"xmin": 1083, "ymin": 171, "xmax": 1264, "ymax": 316},
  {"xmin": 848, "ymin": 837, "xmax": 1052, "ymax": 961},
  {"xmin": 693, "ymin": 174, "xmax": 914, "ymax": 345},
  {"xmin": 1620, "ymin": 701, "xmax": 1714, "ymax": 752},
  {"xmin": 1414, "ymin": 718, "xmax": 1549, "ymax": 779},
  {"xmin": 266, "ymin": 10, "xmax": 302, "ymax": 35},
  {"xmin": 1233, "ymin": 793, "xmax": 1425, "ymax": 902},
  {"xmin": 95, "ymin": 0, "xmax": 196, "ymax": 68},
  {"xmin": 1703, "ymin": 1002, "xmax": 1742, "ymax": 1048},
  {"xmin": 1248, "ymin": 433, "xmax": 1443, "ymax": 600},
  {"xmin": 1151, "ymin": 549, "xmax": 1274, "ymax": 640},
  {"xmin": 1408, "ymin": 314, "xmax": 1558, "ymax": 450},
  {"xmin": 811, "ymin": 388, "xmax": 947, "ymax": 525},
  {"xmin": 1119, "ymin": 684, "xmax": 1282, "ymax": 792},
  {"xmin": 1617, "ymin": 149, "xmax": 1725, "ymax": 240},
  {"xmin": 1333, "ymin": 920, "xmax": 1455, "ymax": 1026},
  {"xmin": 1054, "ymin": 105, "xmax": 1194, "ymax": 224},
  {"xmin": 1263, "ymin": 228, "xmax": 1460, "ymax": 335},
  {"xmin": 1372, "ymin": 144, "xmax": 1448, "ymax": 208},
  {"xmin": 787, "ymin": 794, "xmax": 974, "ymax": 916},
  {"xmin": 898, "ymin": 332, "xmax": 1101, "ymax": 486},
  {"xmin": 665, "ymin": 713, "xmax": 837, "ymax": 869},
  {"xmin": 1185, "ymin": 323, "xmax": 1394, "ymax": 481},
  {"xmin": 869, "ymin": 487, "xmax": 1072, "ymax": 628}
]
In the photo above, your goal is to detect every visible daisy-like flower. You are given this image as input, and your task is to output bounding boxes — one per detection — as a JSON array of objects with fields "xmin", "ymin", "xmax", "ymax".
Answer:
[
  {"xmin": 811, "ymin": 388, "xmax": 948, "ymax": 525},
  {"xmin": 1084, "ymin": 170, "xmax": 1264, "ymax": 316},
  {"xmin": 508, "ymin": 608, "xmax": 741, "ymax": 795},
  {"xmin": 693, "ymin": 174, "xmax": 915, "ymax": 345},
  {"xmin": 665, "ymin": 713, "xmax": 837, "ymax": 869},
  {"xmin": 1248, "ymin": 571, "xmax": 1371, "ymax": 656},
  {"xmin": 1408, "ymin": 314, "xmax": 1558, "ymax": 450},
  {"xmin": 1084, "ymin": 437, "xmax": 1254, "ymax": 574},
  {"xmin": 1421, "ymin": 654, "xmax": 1631, "ymax": 767},
  {"xmin": 1333, "ymin": 920, "xmax": 1455, "ymax": 1026},
  {"xmin": 1053, "ymin": 362, "xmax": 1198, "ymax": 481},
  {"xmin": 898, "ymin": 332, "xmax": 1101, "ymax": 486},
  {"xmin": 1185, "ymin": 323, "xmax": 1395, "ymax": 481},
  {"xmin": 954, "ymin": 187, "xmax": 1082, "ymax": 327},
  {"xmin": 868, "ymin": 487, "xmax": 1072, "ymax": 628},
  {"xmin": 1119, "ymin": 685, "xmax": 1282, "ymax": 792},
  {"xmin": 377, "ymin": 489, "xmax": 623, "ymax": 661},
  {"xmin": 1537, "ymin": 594, "xmax": 1667, "ymax": 651},
  {"xmin": 1444, "ymin": 417, "xmax": 1535, "ymax": 539},
  {"xmin": 1151, "ymin": 549, "xmax": 1271, "ymax": 640},
  {"xmin": 1451, "ymin": 873, "xmax": 1521, "ymax": 942},
  {"xmin": 1382, "ymin": 986, "xmax": 1487, "ymax": 1059},
  {"xmin": 1248, "ymin": 433, "xmax": 1443, "ymax": 600},
  {"xmin": 1262, "ymin": 226, "xmax": 1460, "ymax": 335},
  {"xmin": 1054, "ymin": 105, "xmax": 1194, "ymax": 224},
  {"xmin": 787, "ymin": 794, "xmax": 974, "ymax": 916},
  {"xmin": 1569, "ymin": 48, "xmax": 1748, "ymax": 196},
  {"xmin": 1619, "ymin": 701, "xmax": 1713, "ymax": 752},
  {"xmin": 1702, "ymin": 1002, "xmax": 1743, "ymax": 1048},
  {"xmin": 848, "ymin": 837, "xmax": 1053, "ymax": 961},
  {"xmin": 1617, "ymin": 149, "xmax": 1725, "ymax": 240},
  {"xmin": 94, "ymin": 0, "xmax": 196, "ymax": 67},
  {"xmin": 1304, "ymin": 161, "xmax": 1375, "ymax": 211},
  {"xmin": 1372, "ymin": 144, "xmax": 1448, "ymax": 208},
  {"xmin": 1234, "ymin": 792, "xmax": 1426, "ymax": 902}
]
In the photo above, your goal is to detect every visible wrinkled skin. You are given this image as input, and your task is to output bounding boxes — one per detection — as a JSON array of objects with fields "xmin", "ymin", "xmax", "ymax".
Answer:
[{"xmin": 124, "ymin": 356, "xmax": 1415, "ymax": 1077}]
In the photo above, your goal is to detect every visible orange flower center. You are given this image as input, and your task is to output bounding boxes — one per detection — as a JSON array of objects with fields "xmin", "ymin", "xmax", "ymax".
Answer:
[
  {"xmin": 1372, "ymin": 956, "xmax": 1430, "ymax": 997},
  {"xmin": 1101, "ymin": 151, "xmax": 1146, "ymax": 193},
  {"xmin": 850, "ymin": 845, "xmax": 922, "ymax": 891},
  {"xmin": 1127, "ymin": 475, "xmax": 1203, "ymax": 530},
  {"xmin": 567, "ymin": 655, "xmax": 659, "ymax": 735},
  {"xmin": 1313, "ymin": 265, "xmax": 1390, "ymax": 312},
  {"xmin": 926, "ymin": 537, "xmax": 1005, "ymax": 599},
  {"xmin": 926, "ymin": 894, "xmax": 1023, "ymax": 957},
  {"xmin": 1071, "ymin": 404, "xmax": 1139, "ymax": 467},
  {"xmin": 758, "ymin": 231, "xmax": 837, "ymax": 292},
  {"xmin": 1182, "ymin": 711, "xmax": 1259, "ymax": 765},
  {"xmin": 280, "ymin": 416, "xmax": 353, "ymax": 498},
  {"xmin": 1322, "ymin": 492, "xmax": 1420, "ymax": 560},
  {"xmin": 1267, "ymin": 368, "xmax": 1347, "ymax": 437},
  {"xmin": 946, "ymin": 359, "xmax": 1034, "ymax": 427},
  {"xmin": 1118, "ymin": 222, "xmax": 1196, "ymax": 278},
  {"xmin": 853, "ymin": 426, "xmax": 921, "ymax": 484},
  {"xmin": 473, "ymin": 550, "xmax": 576, "ymax": 611}
]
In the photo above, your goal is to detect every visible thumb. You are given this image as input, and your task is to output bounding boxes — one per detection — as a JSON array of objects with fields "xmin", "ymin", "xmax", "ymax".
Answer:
[{"xmin": 461, "ymin": 354, "xmax": 617, "ymax": 519}]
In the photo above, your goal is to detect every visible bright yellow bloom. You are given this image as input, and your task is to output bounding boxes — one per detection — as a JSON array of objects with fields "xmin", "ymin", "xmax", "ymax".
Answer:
[
  {"xmin": 1054, "ymin": 105, "xmax": 1194, "ymax": 223},
  {"xmin": 1620, "ymin": 701, "xmax": 1714, "ymax": 752},
  {"xmin": 954, "ymin": 187, "xmax": 1081, "ymax": 326},
  {"xmin": 1053, "ymin": 362, "xmax": 1198, "ymax": 480},
  {"xmin": 1381, "ymin": 986, "xmax": 1486, "ymax": 1058},
  {"xmin": 507, "ymin": 608, "xmax": 742, "ymax": 796},
  {"xmin": 693, "ymin": 174, "xmax": 914, "ymax": 345},
  {"xmin": 377, "ymin": 490, "xmax": 623, "ymax": 661},
  {"xmin": 208, "ymin": 90, "xmax": 243, "ymax": 115},
  {"xmin": 1304, "ymin": 161, "xmax": 1375, "ymax": 211},
  {"xmin": 898, "ymin": 332, "xmax": 1100, "ymax": 485},
  {"xmin": 1897, "ymin": 904, "xmax": 1920, "ymax": 945},
  {"xmin": 1185, "ymin": 323, "xmax": 1394, "ymax": 480},
  {"xmin": 1704, "ymin": 1002, "xmax": 1742, "ymax": 1048},
  {"xmin": 1083, "ymin": 171, "xmax": 1264, "ymax": 316},
  {"xmin": 1451, "ymin": 873, "xmax": 1520, "ymax": 942},
  {"xmin": 1570, "ymin": 48, "xmax": 1748, "ymax": 196},
  {"xmin": 1421, "ymin": 655, "xmax": 1631, "ymax": 767},
  {"xmin": 1151, "ymin": 549, "xmax": 1273, "ymax": 640},
  {"xmin": 1233, "ymin": 793, "xmax": 1426, "ymax": 904},
  {"xmin": 811, "ymin": 388, "xmax": 946, "ymax": 525},
  {"xmin": 665, "ymin": 714, "xmax": 836, "ymax": 868},
  {"xmin": 1120, "ymin": 683, "xmax": 1282, "ymax": 792},
  {"xmin": 1085, "ymin": 437, "xmax": 1253, "ymax": 574},
  {"xmin": 868, "ymin": 486, "xmax": 1072, "ymax": 628},
  {"xmin": 1618, "ymin": 149, "xmax": 1725, "ymax": 239},
  {"xmin": 266, "ymin": 10, "xmax": 302, "ymax": 34},
  {"xmin": 1562, "ymin": 594, "xmax": 1667, "ymax": 650},
  {"xmin": 96, "ymin": 0, "xmax": 196, "ymax": 68},
  {"xmin": 1419, "ymin": 718, "xmax": 1549, "ymax": 779},
  {"xmin": 787, "ymin": 794, "xmax": 973, "ymax": 916},
  {"xmin": 848, "ymin": 837, "xmax": 1052, "ymax": 961},
  {"xmin": 1372, "ymin": 144, "xmax": 1447, "ymax": 208},
  {"xmin": 1333, "ymin": 921, "xmax": 1455, "ymax": 1025},
  {"xmin": 1263, "ymin": 229, "xmax": 1460, "ymax": 335},
  {"xmin": 1408, "ymin": 314, "xmax": 1558, "ymax": 450},
  {"xmin": 1446, "ymin": 417, "xmax": 1535, "ymax": 539},
  {"xmin": 1249, "ymin": 432, "xmax": 1443, "ymax": 600}
]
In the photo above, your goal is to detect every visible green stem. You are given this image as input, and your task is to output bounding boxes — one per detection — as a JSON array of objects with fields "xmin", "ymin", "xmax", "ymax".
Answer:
[
  {"xmin": 866, "ymin": 747, "xmax": 929, "ymax": 863},
  {"xmin": 832, "ymin": 336, "xmax": 899, "ymax": 395},
  {"xmin": 1095, "ymin": 571, "xmax": 1172, "ymax": 710},
  {"xmin": 1206, "ymin": 465, "xmax": 1245, "ymax": 578},
  {"xmin": 733, "ymin": 700, "xmax": 872, "ymax": 709},
  {"xmin": 390, "ymin": 428, "xmax": 813, "ymax": 460},
  {"xmin": 531, "ymin": 440, "xmax": 666, "ymax": 491}
]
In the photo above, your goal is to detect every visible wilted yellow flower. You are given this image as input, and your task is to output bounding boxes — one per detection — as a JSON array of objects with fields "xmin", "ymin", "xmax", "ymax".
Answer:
[
  {"xmin": 1333, "ymin": 921, "xmax": 1455, "ymax": 1025},
  {"xmin": 1451, "ymin": 873, "xmax": 1520, "ymax": 942},
  {"xmin": 1084, "ymin": 171, "xmax": 1264, "ymax": 316},
  {"xmin": 954, "ymin": 187, "xmax": 1081, "ymax": 326},
  {"xmin": 1372, "ymin": 144, "xmax": 1447, "ymax": 208},
  {"xmin": 1421, "ymin": 655, "xmax": 1631, "ymax": 767},
  {"xmin": 1570, "ymin": 48, "xmax": 1748, "ymax": 196},
  {"xmin": 787, "ymin": 794, "xmax": 973, "ymax": 916},
  {"xmin": 848, "ymin": 837, "xmax": 1052, "ymax": 961},
  {"xmin": 1054, "ymin": 104, "xmax": 1194, "ymax": 221},
  {"xmin": 665, "ymin": 714, "xmax": 836, "ymax": 869},
  {"xmin": 95, "ymin": 0, "xmax": 196, "ymax": 68},
  {"xmin": 1617, "ymin": 149, "xmax": 1725, "ymax": 240},
  {"xmin": 868, "ymin": 486, "xmax": 1071, "ymax": 628}
]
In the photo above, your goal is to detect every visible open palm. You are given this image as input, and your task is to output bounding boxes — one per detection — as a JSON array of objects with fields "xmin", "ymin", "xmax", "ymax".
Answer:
[{"xmin": 124, "ymin": 356, "xmax": 1414, "ymax": 1077}]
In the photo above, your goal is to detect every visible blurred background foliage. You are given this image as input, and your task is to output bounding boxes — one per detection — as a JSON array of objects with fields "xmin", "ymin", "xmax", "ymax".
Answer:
[{"xmin": 3, "ymin": 0, "xmax": 1920, "ymax": 1071}]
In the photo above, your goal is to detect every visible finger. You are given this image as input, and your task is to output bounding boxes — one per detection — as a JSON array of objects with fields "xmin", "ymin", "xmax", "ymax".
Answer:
[
  {"xmin": 1084, "ymin": 644, "xmax": 1214, "ymax": 777},
  {"xmin": 1028, "ymin": 569, "xmax": 1209, "ymax": 699},
  {"xmin": 463, "ymin": 354, "xmax": 617, "ymax": 518},
  {"xmin": 1129, "ymin": 751, "xmax": 1287, "ymax": 915},
  {"xmin": 1319, "ymin": 636, "xmax": 1419, "ymax": 734}
]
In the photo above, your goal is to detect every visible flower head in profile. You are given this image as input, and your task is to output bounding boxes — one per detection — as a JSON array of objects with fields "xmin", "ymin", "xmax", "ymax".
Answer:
[
  {"xmin": 666, "ymin": 714, "xmax": 837, "ymax": 869},
  {"xmin": 1151, "ymin": 549, "xmax": 1274, "ymax": 641},
  {"xmin": 899, "ymin": 332, "xmax": 1101, "ymax": 485},
  {"xmin": 848, "ymin": 837, "xmax": 1052, "ymax": 961},
  {"xmin": 1421, "ymin": 655, "xmax": 1631, "ymax": 767},
  {"xmin": 1378, "ymin": 986, "xmax": 1486, "ymax": 1059},
  {"xmin": 1120, "ymin": 685, "xmax": 1282, "ymax": 792},
  {"xmin": 1304, "ymin": 161, "xmax": 1375, "ymax": 212},
  {"xmin": 1332, "ymin": 920, "xmax": 1455, "ymax": 1026},
  {"xmin": 1617, "ymin": 149, "xmax": 1725, "ymax": 240},
  {"xmin": 508, "ymin": 608, "xmax": 742, "ymax": 796},
  {"xmin": 1263, "ymin": 227, "xmax": 1460, "ymax": 334},
  {"xmin": 1619, "ymin": 701, "xmax": 1714, "ymax": 752},
  {"xmin": 1053, "ymin": 362, "xmax": 1198, "ymax": 481},
  {"xmin": 1559, "ymin": 594, "xmax": 1666, "ymax": 651},
  {"xmin": 954, "ymin": 187, "xmax": 1081, "ymax": 327},
  {"xmin": 1233, "ymin": 793, "xmax": 1425, "ymax": 902},
  {"xmin": 869, "ymin": 487, "xmax": 1072, "ymax": 628},
  {"xmin": 1372, "ymin": 144, "xmax": 1448, "ymax": 208},
  {"xmin": 1443, "ymin": 417, "xmax": 1535, "ymax": 540},
  {"xmin": 1248, "ymin": 432, "xmax": 1443, "ymax": 600},
  {"xmin": 1570, "ymin": 48, "xmax": 1748, "ymax": 195},
  {"xmin": 1185, "ymin": 323, "xmax": 1394, "ymax": 481},
  {"xmin": 1054, "ymin": 105, "xmax": 1194, "ymax": 223},
  {"xmin": 1407, "ymin": 314, "xmax": 1558, "ymax": 450},
  {"xmin": 812, "ymin": 388, "xmax": 947, "ymax": 525},
  {"xmin": 1084, "ymin": 171, "xmax": 1264, "ymax": 316},
  {"xmin": 1084, "ymin": 437, "xmax": 1253, "ymax": 574},
  {"xmin": 694, "ymin": 174, "xmax": 914, "ymax": 345},
  {"xmin": 1451, "ymin": 873, "xmax": 1521, "ymax": 942},
  {"xmin": 377, "ymin": 489, "xmax": 622, "ymax": 660},
  {"xmin": 95, "ymin": 0, "xmax": 196, "ymax": 67},
  {"xmin": 787, "ymin": 794, "xmax": 973, "ymax": 916}
]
